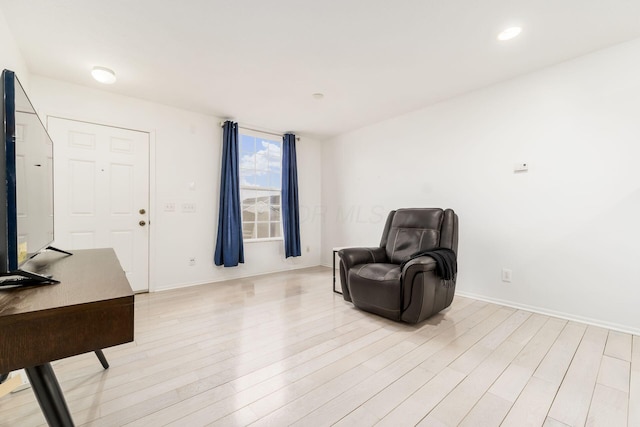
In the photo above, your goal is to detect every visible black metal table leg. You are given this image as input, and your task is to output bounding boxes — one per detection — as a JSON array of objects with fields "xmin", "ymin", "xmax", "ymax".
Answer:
[
  {"xmin": 333, "ymin": 249, "xmax": 342, "ymax": 294},
  {"xmin": 24, "ymin": 363, "xmax": 75, "ymax": 427},
  {"xmin": 94, "ymin": 350, "xmax": 109, "ymax": 369}
]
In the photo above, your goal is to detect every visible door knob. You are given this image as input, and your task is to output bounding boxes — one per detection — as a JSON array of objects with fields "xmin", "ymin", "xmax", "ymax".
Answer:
[{"xmin": 139, "ymin": 220, "xmax": 146, "ymax": 226}]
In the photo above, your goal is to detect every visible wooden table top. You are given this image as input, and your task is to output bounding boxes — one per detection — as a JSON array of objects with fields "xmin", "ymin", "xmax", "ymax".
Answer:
[
  {"xmin": 0, "ymin": 248, "xmax": 134, "ymax": 372},
  {"xmin": 0, "ymin": 248, "xmax": 133, "ymax": 316}
]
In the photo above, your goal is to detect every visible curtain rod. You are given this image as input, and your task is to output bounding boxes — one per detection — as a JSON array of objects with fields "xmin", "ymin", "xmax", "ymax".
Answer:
[{"xmin": 219, "ymin": 121, "xmax": 300, "ymax": 140}]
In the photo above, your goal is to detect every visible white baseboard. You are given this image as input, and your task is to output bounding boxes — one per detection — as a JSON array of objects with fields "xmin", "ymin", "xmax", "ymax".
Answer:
[
  {"xmin": 456, "ymin": 290, "xmax": 640, "ymax": 336},
  {"xmin": 155, "ymin": 264, "xmax": 326, "ymax": 292},
  {"xmin": 0, "ymin": 370, "xmax": 30, "ymax": 397},
  {"xmin": 11, "ymin": 370, "xmax": 30, "ymax": 393}
]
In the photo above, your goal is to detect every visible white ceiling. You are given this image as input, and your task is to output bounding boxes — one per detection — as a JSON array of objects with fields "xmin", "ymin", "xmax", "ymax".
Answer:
[{"xmin": 2, "ymin": 0, "xmax": 640, "ymax": 139}]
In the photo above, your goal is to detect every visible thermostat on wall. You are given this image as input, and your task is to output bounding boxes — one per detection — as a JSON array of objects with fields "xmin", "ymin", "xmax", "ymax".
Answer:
[{"xmin": 514, "ymin": 162, "xmax": 529, "ymax": 173}]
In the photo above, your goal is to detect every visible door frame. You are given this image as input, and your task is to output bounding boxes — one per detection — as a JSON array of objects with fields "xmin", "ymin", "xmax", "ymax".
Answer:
[{"xmin": 45, "ymin": 112, "xmax": 157, "ymax": 292}]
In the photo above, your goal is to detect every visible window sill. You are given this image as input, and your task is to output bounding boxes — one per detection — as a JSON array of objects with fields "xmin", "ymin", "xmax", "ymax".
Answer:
[{"xmin": 244, "ymin": 238, "xmax": 284, "ymax": 243}]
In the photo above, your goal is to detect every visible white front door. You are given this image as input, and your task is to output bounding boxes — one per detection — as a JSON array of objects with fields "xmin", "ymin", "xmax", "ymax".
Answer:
[{"xmin": 48, "ymin": 117, "xmax": 150, "ymax": 292}]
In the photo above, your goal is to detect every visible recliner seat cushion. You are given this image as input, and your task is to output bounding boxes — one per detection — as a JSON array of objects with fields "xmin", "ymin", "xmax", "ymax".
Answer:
[{"xmin": 348, "ymin": 263, "xmax": 402, "ymax": 320}]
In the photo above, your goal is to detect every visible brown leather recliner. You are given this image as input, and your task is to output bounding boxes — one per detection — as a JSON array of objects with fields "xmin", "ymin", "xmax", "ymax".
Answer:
[{"xmin": 339, "ymin": 208, "xmax": 458, "ymax": 324}]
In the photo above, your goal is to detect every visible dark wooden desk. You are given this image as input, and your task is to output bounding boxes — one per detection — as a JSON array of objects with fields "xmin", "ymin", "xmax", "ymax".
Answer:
[{"xmin": 0, "ymin": 248, "xmax": 134, "ymax": 426}]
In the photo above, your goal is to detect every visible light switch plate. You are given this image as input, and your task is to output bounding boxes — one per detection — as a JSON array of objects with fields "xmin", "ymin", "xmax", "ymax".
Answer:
[{"xmin": 181, "ymin": 202, "xmax": 196, "ymax": 213}]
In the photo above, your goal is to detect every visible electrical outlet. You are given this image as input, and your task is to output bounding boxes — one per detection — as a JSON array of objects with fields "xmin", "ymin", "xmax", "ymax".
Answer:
[
  {"xmin": 164, "ymin": 202, "xmax": 176, "ymax": 212},
  {"xmin": 501, "ymin": 268, "xmax": 512, "ymax": 283},
  {"xmin": 188, "ymin": 257, "xmax": 196, "ymax": 266}
]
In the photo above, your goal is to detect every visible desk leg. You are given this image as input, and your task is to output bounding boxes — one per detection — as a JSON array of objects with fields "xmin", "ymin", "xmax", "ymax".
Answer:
[
  {"xmin": 95, "ymin": 350, "xmax": 109, "ymax": 369},
  {"xmin": 25, "ymin": 363, "xmax": 74, "ymax": 427}
]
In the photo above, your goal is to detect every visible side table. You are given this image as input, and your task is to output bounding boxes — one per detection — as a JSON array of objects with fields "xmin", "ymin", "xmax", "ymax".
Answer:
[{"xmin": 332, "ymin": 247, "xmax": 351, "ymax": 295}]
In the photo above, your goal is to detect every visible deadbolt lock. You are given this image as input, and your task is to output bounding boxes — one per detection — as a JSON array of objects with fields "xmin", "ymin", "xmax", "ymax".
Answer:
[{"xmin": 139, "ymin": 209, "xmax": 146, "ymax": 215}]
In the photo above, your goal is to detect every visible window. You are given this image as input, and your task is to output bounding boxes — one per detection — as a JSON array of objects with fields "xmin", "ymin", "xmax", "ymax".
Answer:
[{"xmin": 239, "ymin": 131, "xmax": 282, "ymax": 241}]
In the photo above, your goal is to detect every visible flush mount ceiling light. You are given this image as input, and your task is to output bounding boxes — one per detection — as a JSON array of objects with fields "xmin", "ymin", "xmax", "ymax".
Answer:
[
  {"xmin": 312, "ymin": 93, "xmax": 324, "ymax": 100},
  {"xmin": 497, "ymin": 26, "xmax": 522, "ymax": 41},
  {"xmin": 91, "ymin": 66, "xmax": 116, "ymax": 84}
]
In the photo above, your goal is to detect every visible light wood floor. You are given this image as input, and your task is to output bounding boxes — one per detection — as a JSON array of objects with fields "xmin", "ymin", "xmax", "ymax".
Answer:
[{"xmin": 1, "ymin": 266, "xmax": 638, "ymax": 426}]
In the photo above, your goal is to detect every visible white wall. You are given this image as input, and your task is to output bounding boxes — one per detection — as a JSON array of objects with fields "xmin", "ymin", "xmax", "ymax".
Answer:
[
  {"xmin": 322, "ymin": 38, "xmax": 640, "ymax": 334},
  {"xmin": 0, "ymin": 7, "xmax": 29, "ymax": 86},
  {"xmin": 29, "ymin": 77, "xmax": 322, "ymax": 291}
]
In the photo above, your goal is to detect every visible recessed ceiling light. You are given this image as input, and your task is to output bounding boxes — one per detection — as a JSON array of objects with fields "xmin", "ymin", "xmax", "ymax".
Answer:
[
  {"xmin": 312, "ymin": 93, "xmax": 324, "ymax": 100},
  {"xmin": 497, "ymin": 27, "xmax": 522, "ymax": 41},
  {"xmin": 91, "ymin": 66, "xmax": 116, "ymax": 84}
]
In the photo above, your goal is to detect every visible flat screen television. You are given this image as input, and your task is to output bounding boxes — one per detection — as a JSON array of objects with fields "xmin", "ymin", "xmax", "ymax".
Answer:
[{"xmin": 0, "ymin": 69, "xmax": 69, "ymax": 286}]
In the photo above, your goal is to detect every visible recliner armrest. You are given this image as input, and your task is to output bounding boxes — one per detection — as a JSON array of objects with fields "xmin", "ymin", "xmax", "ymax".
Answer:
[
  {"xmin": 338, "ymin": 247, "xmax": 387, "ymax": 270},
  {"xmin": 401, "ymin": 255, "xmax": 437, "ymax": 273},
  {"xmin": 338, "ymin": 247, "xmax": 387, "ymax": 302},
  {"xmin": 400, "ymin": 254, "xmax": 456, "ymax": 324}
]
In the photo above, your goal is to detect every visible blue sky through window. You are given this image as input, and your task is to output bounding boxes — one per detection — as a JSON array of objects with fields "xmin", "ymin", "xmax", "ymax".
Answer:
[{"xmin": 239, "ymin": 134, "xmax": 282, "ymax": 190}]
